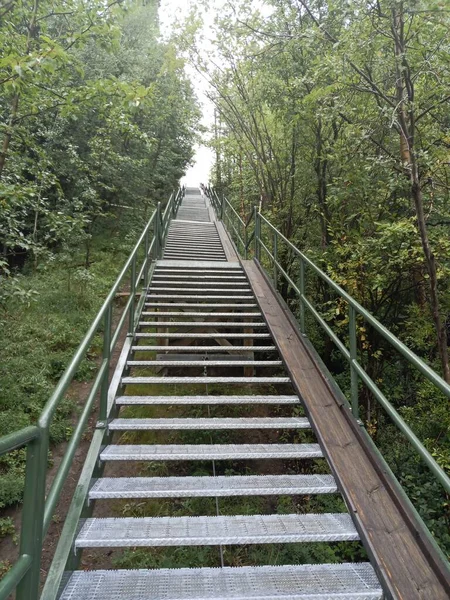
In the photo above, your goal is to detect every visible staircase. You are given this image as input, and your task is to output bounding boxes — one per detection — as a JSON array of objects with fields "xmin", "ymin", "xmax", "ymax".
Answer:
[{"xmin": 58, "ymin": 188, "xmax": 383, "ymax": 599}]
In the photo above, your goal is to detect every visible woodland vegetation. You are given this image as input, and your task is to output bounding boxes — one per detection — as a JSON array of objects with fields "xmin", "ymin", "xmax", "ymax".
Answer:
[
  {"xmin": 189, "ymin": 0, "xmax": 450, "ymax": 553},
  {"xmin": 0, "ymin": 0, "xmax": 449, "ymax": 570},
  {"xmin": 0, "ymin": 0, "xmax": 199, "ymax": 514}
]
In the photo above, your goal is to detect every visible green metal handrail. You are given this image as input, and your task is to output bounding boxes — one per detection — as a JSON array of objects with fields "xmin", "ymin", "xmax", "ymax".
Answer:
[
  {"xmin": 205, "ymin": 187, "xmax": 247, "ymax": 257},
  {"xmin": 208, "ymin": 191, "xmax": 450, "ymax": 513},
  {"xmin": 0, "ymin": 187, "xmax": 183, "ymax": 600}
]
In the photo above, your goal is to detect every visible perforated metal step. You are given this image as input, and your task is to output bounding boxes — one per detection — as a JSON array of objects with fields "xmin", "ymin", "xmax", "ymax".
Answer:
[
  {"xmin": 89, "ymin": 474, "xmax": 337, "ymax": 500},
  {"xmin": 75, "ymin": 513, "xmax": 359, "ymax": 548},
  {"xmin": 152, "ymin": 275, "xmax": 247, "ymax": 281},
  {"xmin": 121, "ymin": 376, "xmax": 290, "ymax": 384},
  {"xmin": 139, "ymin": 322, "xmax": 266, "ymax": 328},
  {"xmin": 152, "ymin": 281, "xmax": 249, "ymax": 288},
  {"xmin": 134, "ymin": 333, "xmax": 271, "ymax": 339},
  {"xmin": 115, "ymin": 395, "xmax": 299, "ymax": 405},
  {"xmin": 108, "ymin": 417, "xmax": 310, "ymax": 431},
  {"xmin": 149, "ymin": 288, "xmax": 252, "ymax": 294},
  {"xmin": 156, "ymin": 260, "xmax": 240, "ymax": 269},
  {"xmin": 145, "ymin": 303, "xmax": 259, "ymax": 308},
  {"xmin": 127, "ymin": 360, "xmax": 282, "ymax": 367},
  {"xmin": 100, "ymin": 443, "xmax": 323, "ymax": 461},
  {"xmin": 131, "ymin": 346, "xmax": 276, "ymax": 352},
  {"xmin": 59, "ymin": 564, "xmax": 382, "ymax": 600},
  {"xmin": 141, "ymin": 312, "xmax": 261, "ymax": 317},
  {"xmin": 146, "ymin": 296, "xmax": 256, "ymax": 301}
]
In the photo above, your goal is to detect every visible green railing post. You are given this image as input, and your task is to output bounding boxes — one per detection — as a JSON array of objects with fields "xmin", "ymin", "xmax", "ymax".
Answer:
[
  {"xmin": 99, "ymin": 303, "xmax": 112, "ymax": 421},
  {"xmin": 156, "ymin": 202, "xmax": 162, "ymax": 258},
  {"xmin": 244, "ymin": 227, "xmax": 248, "ymax": 260},
  {"xmin": 349, "ymin": 305, "xmax": 360, "ymax": 419},
  {"xmin": 155, "ymin": 203, "xmax": 160, "ymax": 258},
  {"xmin": 299, "ymin": 258, "xmax": 306, "ymax": 334},
  {"xmin": 254, "ymin": 206, "xmax": 260, "ymax": 261},
  {"xmin": 16, "ymin": 434, "xmax": 48, "ymax": 600},
  {"xmin": 143, "ymin": 229, "xmax": 150, "ymax": 289},
  {"xmin": 273, "ymin": 230, "xmax": 278, "ymax": 287},
  {"xmin": 221, "ymin": 195, "xmax": 225, "ymax": 221},
  {"xmin": 128, "ymin": 255, "xmax": 137, "ymax": 335}
]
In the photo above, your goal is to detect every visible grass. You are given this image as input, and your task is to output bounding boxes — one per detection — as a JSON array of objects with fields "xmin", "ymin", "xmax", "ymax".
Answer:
[{"xmin": 0, "ymin": 228, "xmax": 134, "ymax": 508}]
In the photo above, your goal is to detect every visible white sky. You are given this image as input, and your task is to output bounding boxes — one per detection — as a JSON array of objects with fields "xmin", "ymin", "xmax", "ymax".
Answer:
[
  {"xmin": 159, "ymin": 0, "xmax": 222, "ymax": 186},
  {"xmin": 159, "ymin": 0, "xmax": 272, "ymax": 186}
]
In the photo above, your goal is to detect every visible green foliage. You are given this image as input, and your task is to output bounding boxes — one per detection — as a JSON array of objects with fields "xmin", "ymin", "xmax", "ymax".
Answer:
[
  {"xmin": 0, "ymin": 230, "xmax": 132, "ymax": 508},
  {"xmin": 0, "ymin": 517, "xmax": 16, "ymax": 540},
  {"xmin": 190, "ymin": 0, "xmax": 450, "ymax": 555}
]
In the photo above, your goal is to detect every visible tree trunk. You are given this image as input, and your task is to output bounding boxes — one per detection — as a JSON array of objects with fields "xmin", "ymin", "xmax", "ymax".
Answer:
[{"xmin": 0, "ymin": 0, "xmax": 39, "ymax": 179}]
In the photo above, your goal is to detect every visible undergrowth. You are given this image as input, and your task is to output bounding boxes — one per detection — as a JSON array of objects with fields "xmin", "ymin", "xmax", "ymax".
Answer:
[{"xmin": 0, "ymin": 227, "xmax": 135, "ymax": 509}]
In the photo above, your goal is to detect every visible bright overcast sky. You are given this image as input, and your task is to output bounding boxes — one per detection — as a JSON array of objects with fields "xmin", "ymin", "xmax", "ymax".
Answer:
[{"xmin": 159, "ymin": 0, "xmax": 224, "ymax": 186}]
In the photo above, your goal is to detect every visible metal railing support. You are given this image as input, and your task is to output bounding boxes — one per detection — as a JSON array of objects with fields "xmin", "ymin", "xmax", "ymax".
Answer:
[
  {"xmin": 15, "ymin": 433, "xmax": 47, "ymax": 600},
  {"xmin": 299, "ymin": 258, "xmax": 306, "ymax": 335},
  {"xmin": 273, "ymin": 229, "xmax": 278, "ymax": 287},
  {"xmin": 349, "ymin": 305, "xmax": 359, "ymax": 419},
  {"xmin": 99, "ymin": 303, "xmax": 112, "ymax": 421},
  {"xmin": 253, "ymin": 206, "xmax": 258, "ymax": 260},
  {"xmin": 128, "ymin": 256, "xmax": 136, "ymax": 335},
  {"xmin": 143, "ymin": 228, "xmax": 150, "ymax": 289},
  {"xmin": 156, "ymin": 202, "xmax": 162, "ymax": 258}
]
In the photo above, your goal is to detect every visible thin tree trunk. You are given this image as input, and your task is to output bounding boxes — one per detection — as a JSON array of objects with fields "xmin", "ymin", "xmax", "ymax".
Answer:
[{"xmin": 0, "ymin": 0, "xmax": 39, "ymax": 180}]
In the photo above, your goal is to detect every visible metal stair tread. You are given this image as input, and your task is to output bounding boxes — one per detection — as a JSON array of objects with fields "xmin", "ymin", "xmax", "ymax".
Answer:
[
  {"xmin": 115, "ymin": 394, "xmax": 299, "ymax": 405},
  {"xmin": 141, "ymin": 312, "xmax": 262, "ymax": 317},
  {"xmin": 108, "ymin": 417, "xmax": 310, "ymax": 430},
  {"xmin": 59, "ymin": 564, "xmax": 382, "ymax": 600},
  {"xmin": 138, "ymin": 321, "xmax": 267, "ymax": 327},
  {"xmin": 131, "ymin": 346, "xmax": 276, "ymax": 352},
  {"xmin": 75, "ymin": 513, "xmax": 359, "ymax": 548},
  {"xmin": 134, "ymin": 333, "xmax": 272, "ymax": 339},
  {"xmin": 155, "ymin": 260, "xmax": 241, "ymax": 268},
  {"xmin": 121, "ymin": 376, "xmax": 290, "ymax": 384},
  {"xmin": 89, "ymin": 474, "xmax": 337, "ymax": 499},
  {"xmin": 127, "ymin": 360, "xmax": 282, "ymax": 367},
  {"xmin": 144, "ymin": 304, "xmax": 259, "ymax": 309},
  {"xmin": 100, "ymin": 443, "xmax": 323, "ymax": 461},
  {"xmin": 148, "ymin": 287, "xmax": 251, "ymax": 292},
  {"xmin": 145, "ymin": 296, "xmax": 256, "ymax": 300}
]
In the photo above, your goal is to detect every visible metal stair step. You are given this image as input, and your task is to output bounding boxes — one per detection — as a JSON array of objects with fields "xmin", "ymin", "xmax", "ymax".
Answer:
[
  {"xmin": 108, "ymin": 417, "xmax": 310, "ymax": 431},
  {"xmin": 154, "ymin": 269, "xmax": 242, "ymax": 274},
  {"xmin": 134, "ymin": 333, "xmax": 271, "ymax": 339},
  {"xmin": 59, "ymin": 564, "xmax": 382, "ymax": 600},
  {"xmin": 127, "ymin": 360, "xmax": 282, "ymax": 367},
  {"xmin": 121, "ymin": 376, "xmax": 290, "ymax": 384},
  {"xmin": 141, "ymin": 312, "xmax": 262, "ymax": 317},
  {"xmin": 146, "ymin": 296, "xmax": 254, "ymax": 300},
  {"xmin": 89, "ymin": 474, "xmax": 337, "ymax": 500},
  {"xmin": 164, "ymin": 248, "xmax": 226, "ymax": 254},
  {"xmin": 150, "ymin": 282, "xmax": 250, "ymax": 288},
  {"xmin": 149, "ymin": 287, "xmax": 251, "ymax": 293},
  {"xmin": 131, "ymin": 346, "xmax": 276, "ymax": 352},
  {"xmin": 145, "ymin": 303, "xmax": 259, "ymax": 308},
  {"xmin": 138, "ymin": 322, "xmax": 266, "ymax": 328},
  {"xmin": 152, "ymin": 275, "xmax": 247, "ymax": 280},
  {"xmin": 75, "ymin": 513, "xmax": 359, "ymax": 548},
  {"xmin": 115, "ymin": 395, "xmax": 299, "ymax": 405},
  {"xmin": 155, "ymin": 260, "xmax": 241, "ymax": 269},
  {"xmin": 100, "ymin": 443, "xmax": 323, "ymax": 461},
  {"xmin": 165, "ymin": 240, "xmax": 224, "ymax": 247}
]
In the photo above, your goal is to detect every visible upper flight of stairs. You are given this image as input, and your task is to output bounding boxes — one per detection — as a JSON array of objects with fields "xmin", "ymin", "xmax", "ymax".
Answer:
[{"xmin": 58, "ymin": 189, "xmax": 383, "ymax": 599}]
